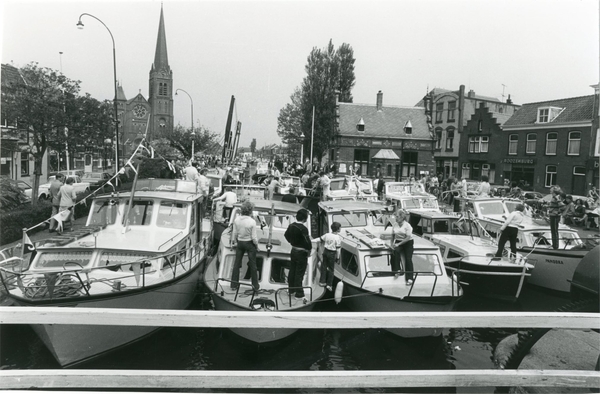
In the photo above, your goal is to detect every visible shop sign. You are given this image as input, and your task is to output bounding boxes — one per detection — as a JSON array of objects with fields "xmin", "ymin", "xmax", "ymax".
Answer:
[{"xmin": 502, "ymin": 158, "xmax": 535, "ymax": 164}]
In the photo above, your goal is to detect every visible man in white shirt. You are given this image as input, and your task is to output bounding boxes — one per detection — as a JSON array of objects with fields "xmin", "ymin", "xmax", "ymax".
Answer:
[
  {"xmin": 319, "ymin": 171, "xmax": 331, "ymax": 202},
  {"xmin": 213, "ymin": 186, "xmax": 238, "ymax": 222},
  {"xmin": 184, "ymin": 162, "xmax": 199, "ymax": 182},
  {"xmin": 197, "ymin": 168, "xmax": 210, "ymax": 216},
  {"xmin": 494, "ymin": 203, "xmax": 525, "ymax": 259}
]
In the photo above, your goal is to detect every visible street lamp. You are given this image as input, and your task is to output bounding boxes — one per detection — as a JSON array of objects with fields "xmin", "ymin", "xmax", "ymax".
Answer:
[
  {"xmin": 299, "ymin": 132, "xmax": 305, "ymax": 164},
  {"xmin": 77, "ymin": 13, "xmax": 120, "ymax": 171},
  {"xmin": 175, "ymin": 89, "xmax": 194, "ymax": 159}
]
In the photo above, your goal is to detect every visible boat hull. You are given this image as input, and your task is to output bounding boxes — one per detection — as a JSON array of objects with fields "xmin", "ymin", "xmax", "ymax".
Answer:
[
  {"xmin": 340, "ymin": 282, "xmax": 458, "ymax": 337},
  {"xmin": 521, "ymin": 247, "xmax": 588, "ymax": 292},
  {"xmin": 444, "ymin": 261, "xmax": 528, "ymax": 302},
  {"xmin": 14, "ymin": 263, "xmax": 203, "ymax": 367}
]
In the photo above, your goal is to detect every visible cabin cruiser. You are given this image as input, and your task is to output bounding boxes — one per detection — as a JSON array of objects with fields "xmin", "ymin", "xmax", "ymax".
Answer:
[
  {"xmin": 326, "ymin": 176, "xmax": 378, "ymax": 202},
  {"xmin": 316, "ymin": 200, "xmax": 462, "ymax": 337},
  {"xmin": 457, "ymin": 197, "xmax": 588, "ymax": 293},
  {"xmin": 204, "ymin": 200, "xmax": 326, "ymax": 343},
  {"xmin": 408, "ymin": 210, "xmax": 533, "ymax": 302},
  {"xmin": 0, "ymin": 179, "xmax": 211, "ymax": 366},
  {"xmin": 384, "ymin": 182, "xmax": 440, "ymax": 212}
]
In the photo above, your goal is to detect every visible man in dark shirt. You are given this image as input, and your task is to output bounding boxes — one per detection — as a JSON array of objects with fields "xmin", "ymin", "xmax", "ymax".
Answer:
[
  {"xmin": 281, "ymin": 187, "xmax": 298, "ymax": 204},
  {"xmin": 284, "ymin": 209, "xmax": 312, "ymax": 298}
]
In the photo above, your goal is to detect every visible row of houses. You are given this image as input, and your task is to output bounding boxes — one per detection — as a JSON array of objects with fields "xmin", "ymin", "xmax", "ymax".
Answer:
[{"xmin": 329, "ymin": 85, "xmax": 599, "ymax": 195}]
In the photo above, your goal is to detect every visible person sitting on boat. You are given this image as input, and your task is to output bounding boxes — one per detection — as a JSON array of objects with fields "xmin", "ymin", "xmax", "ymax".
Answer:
[
  {"xmin": 561, "ymin": 195, "xmax": 576, "ymax": 225},
  {"xmin": 390, "ymin": 209, "xmax": 414, "ymax": 286},
  {"xmin": 477, "ymin": 175, "xmax": 491, "ymax": 197},
  {"xmin": 282, "ymin": 187, "xmax": 298, "ymax": 204},
  {"xmin": 284, "ymin": 209, "xmax": 312, "ymax": 299},
  {"xmin": 493, "ymin": 203, "xmax": 525, "ymax": 260},
  {"xmin": 213, "ymin": 186, "xmax": 238, "ymax": 222},
  {"xmin": 587, "ymin": 186, "xmax": 599, "ymax": 206},
  {"xmin": 230, "ymin": 201, "xmax": 260, "ymax": 292},
  {"xmin": 572, "ymin": 199, "xmax": 588, "ymax": 227},
  {"xmin": 314, "ymin": 221, "xmax": 342, "ymax": 292},
  {"xmin": 507, "ymin": 181, "xmax": 523, "ymax": 199}
]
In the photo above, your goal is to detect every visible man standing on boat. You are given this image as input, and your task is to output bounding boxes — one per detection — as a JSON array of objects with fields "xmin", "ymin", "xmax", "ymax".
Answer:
[
  {"xmin": 184, "ymin": 161, "xmax": 199, "ymax": 182},
  {"xmin": 493, "ymin": 203, "xmax": 525, "ymax": 259},
  {"xmin": 547, "ymin": 186, "xmax": 564, "ymax": 250},
  {"xmin": 284, "ymin": 209, "xmax": 312, "ymax": 299},
  {"xmin": 390, "ymin": 209, "xmax": 414, "ymax": 286},
  {"xmin": 231, "ymin": 201, "xmax": 260, "ymax": 292}
]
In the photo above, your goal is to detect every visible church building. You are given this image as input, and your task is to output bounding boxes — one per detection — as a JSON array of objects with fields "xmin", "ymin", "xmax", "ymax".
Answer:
[{"xmin": 118, "ymin": 5, "xmax": 173, "ymax": 159}]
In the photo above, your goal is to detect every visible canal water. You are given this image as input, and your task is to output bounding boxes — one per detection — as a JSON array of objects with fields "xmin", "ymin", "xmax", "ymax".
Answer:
[{"xmin": 0, "ymin": 284, "xmax": 572, "ymax": 393}]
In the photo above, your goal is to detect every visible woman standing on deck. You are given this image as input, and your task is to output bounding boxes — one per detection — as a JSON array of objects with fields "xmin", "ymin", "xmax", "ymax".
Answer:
[{"xmin": 390, "ymin": 209, "xmax": 414, "ymax": 286}]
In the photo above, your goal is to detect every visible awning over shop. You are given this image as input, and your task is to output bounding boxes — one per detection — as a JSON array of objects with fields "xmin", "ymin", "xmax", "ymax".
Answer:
[{"xmin": 372, "ymin": 149, "xmax": 399, "ymax": 160}]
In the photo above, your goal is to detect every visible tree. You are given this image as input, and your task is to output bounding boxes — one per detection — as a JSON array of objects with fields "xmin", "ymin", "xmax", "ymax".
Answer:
[
  {"xmin": 277, "ymin": 40, "xmax": 355, "ymax": 163},
  {"xmin": 1, "ymin": 62, "xmax": 81, "ymax": 206},
  {"xmin": 250, "ymin": 138, "xmax": 257, "ymax": 153},
  {"xmin": 153, "ymin": 124, "xmax": 221, "ymax": 159}
]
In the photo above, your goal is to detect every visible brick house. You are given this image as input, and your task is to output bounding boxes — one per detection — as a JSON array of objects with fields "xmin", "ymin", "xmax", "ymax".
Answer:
[
  {"xmin": 331, "ymin": 91, "xmax": 435, "ymax": 180},
  {"xmin": 417, "ymin": 85, "xmax": 520, "ymax": 180},
  {"xmin": 499, "ymin": 90, "xmax": 599, "ymax": 195}
]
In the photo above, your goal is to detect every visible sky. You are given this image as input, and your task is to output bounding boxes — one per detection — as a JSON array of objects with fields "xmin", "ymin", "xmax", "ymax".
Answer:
[{"xmin": 2, "ymin": 0, "xmax": 599, "ymax": 150}]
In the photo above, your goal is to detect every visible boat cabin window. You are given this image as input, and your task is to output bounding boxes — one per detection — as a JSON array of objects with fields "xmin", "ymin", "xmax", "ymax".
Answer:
[
  {"xmin": 340, "ymin": 248, "xmax": 359, "ymax": 276},
  {"xmin": 402, "ymin": 199, "xmax": 421, "ymax": 209},
  {"xmin": 530, "ymin": 231, "xmax": 581, "ymax": 249},
  {"xmin": 127, "ymin": 201, "xmax": 154, "ymax": 226},
  {"xmin": 447, "ymin": 249, "xmax": 463, "ymax": 259},
  {"xmin": 433, "ymin": 220, "xmax": 449, "ymax": 233},
  {"xmin": 422, "ymin": 198, "xmax": 439, "ymax": 210},
  {"xmin": 332, "ymin": 211, "xmax": 368, "ymax": 228},
  {"xmin": 157, "ymin": 202, "xmax": 188, "ymax": 229},
  {"xmin": 89, "ymin": 200, "xmax": 119, "ymax": 226},
  {"xmin": 270, "ymin": 258, "xmax": 290, "ymax": 284},
  {"xmin": 254, "ymin": 211, "xmax": 296, "ymax": 230},
  {"xmin": 413, "ymin": 254, "xmax": 443, "ymax": 275},
  {"xmin": 477, "ymin": 202, "xmax": 506, "ymax": 216},
  {"xmin": 99, "ymin": 252, "xmax": 154, "ymax": 272},
  {"xmin": 33, "ymin": 251, "xmax": 93, "ymax": 269},
  {"xmin": 364, "ymin": 254, "xmax": 393, "ymax": 276}
]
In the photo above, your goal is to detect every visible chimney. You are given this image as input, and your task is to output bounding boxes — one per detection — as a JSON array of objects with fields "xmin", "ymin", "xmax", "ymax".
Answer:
[
  {"xmin": 468, "ymin": 89, "xmax": 475, "ymax": 98},
  {"xmin": 458, "ymin": 85, "xmax": 465, "ymax": 133},
  {"xmin": 506, "ymin": 94, "xmax": 513, "ymax": 105},
  {"xmin": 376, "ymin": 90, "xmax": 383, "ymax": 111}
]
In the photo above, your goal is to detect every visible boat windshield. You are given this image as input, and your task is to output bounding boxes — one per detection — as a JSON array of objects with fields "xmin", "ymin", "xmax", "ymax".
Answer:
[
  {"xmin": 33, "ymin": 251, "xmax": 94, "ymax": 269},
  {"xmin": 127, "ymin": 201, "xmax": 154, "ymax": 226},
  {"xmin": 156, "ymin": 202, "xmax": 188, "ymax": 229},
  {"xmin": 402, "ymin": 198, "xmax": 422, "ymax": 209},
  {"xmin": 422, "ymin": 198, "xmax": 439, "ymax": 209},
  {"xmin": 505, "ymin": 201, "xmax": 520, "ymax": 213},
  {"xmin": 476, "ymin": 201, "xmax": 506, "ymax": 216},
  {"xmin": 254, "ymin": 211, "xmax": 296, "ymax": 230},
  {"xmin": 364, "ymin": 253, "xmax": 443, "ymax": 276},
  {"xmin": 89, "ymin": 199, "xmax": 119, "ymax": 226},
  {"xmin": 529, "ymin": 231, "xmax": 583, "ymax": 249},
  {"xmin": 98, "ymin": 251, "xmax": 154, "ymax": 270},
  {"xmin": 332, "ymin": 211, "xmax": 368, "ymax": 228}
]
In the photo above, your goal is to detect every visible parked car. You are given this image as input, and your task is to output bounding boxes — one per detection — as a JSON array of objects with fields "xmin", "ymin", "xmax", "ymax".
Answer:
[
  {"xmin": 37, "ymin": 175, "xmax": 91, "ymax": 200},
  {"xmin": 16, "ymin": 180, "xmax": 33, "ymax": 200},
  {"xmin": 82, "ymin": 172, "xmax": 113, "ymax": 192}
]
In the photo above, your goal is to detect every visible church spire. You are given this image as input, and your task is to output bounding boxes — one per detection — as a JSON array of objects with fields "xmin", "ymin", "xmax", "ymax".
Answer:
[{"xmin": 152, "ymin": 4, "xmax": 170, "ymax": 72}]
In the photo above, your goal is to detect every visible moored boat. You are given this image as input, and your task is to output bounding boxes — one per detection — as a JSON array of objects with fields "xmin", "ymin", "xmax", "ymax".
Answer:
[
  {"xmin": 316, "ymin": 200, "xmax": 462, "ymax": 338},
  {"xmin": 408, "ymin": 210, "xmax": 533, "ymax": 302},
  {"xmin": 0, "ymin": 178, "xmax": 211, "ymax": 367},
  {"xmin": 204, "ymin": 200, "xmax": 326, "ymax": 343}
]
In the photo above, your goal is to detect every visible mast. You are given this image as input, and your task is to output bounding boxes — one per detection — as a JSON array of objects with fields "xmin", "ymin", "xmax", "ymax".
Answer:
[
  {"xmin": 222, "ymin": 95, "xmax": 235, "ymax": 164},
  {"xmin": 232, "ymin": 121, "xmax": 242, "ymax": 160}
]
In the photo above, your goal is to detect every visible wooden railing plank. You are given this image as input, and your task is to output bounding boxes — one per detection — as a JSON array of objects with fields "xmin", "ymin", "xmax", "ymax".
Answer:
[
  {"xmin": 0, "ymin": 307, "xmax": 598, "ymax": 329},
  {"xmin": 0, "ymin": 369, "xmax": 598, "ymax": 389}
]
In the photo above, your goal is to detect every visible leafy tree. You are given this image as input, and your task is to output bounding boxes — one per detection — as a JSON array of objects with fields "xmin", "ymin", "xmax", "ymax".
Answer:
[
  {"xmin": 277, "ymin": 40, "xmax": 355, "ymax": 163},
  {"xmin": 1, "ymin": 62, "xmax": 81, "ymax": 205},
  {"xmin": 154, "ymin": 124, "xmax": 221, "ymax": 159},
  {"xmin": 250, "ymin": 138, "xmax": 257, "ymax": 153}
]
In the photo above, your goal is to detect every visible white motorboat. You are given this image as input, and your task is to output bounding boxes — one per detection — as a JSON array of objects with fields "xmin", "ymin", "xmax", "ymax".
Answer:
[
  {"xmin": 204, "ymin": 200, "xmax": 326, "ymax": 343},
  {"xmin": 0, "ymin": 178, "xmax": 211, "ymax": 367},
  {"xmin": 316, "ymin": 200, "xmax": 462, "ymax": 338},
  {"xmin": 459, "ymin": 197, "xmax": 589, "ymax": 293},
  {"xmin": 408, "ymin": 210, "xmax": 533, "ymax": 302},
  {"xmin": 384, "ymin": 181, "xmax": 440, "ymax": 212}
]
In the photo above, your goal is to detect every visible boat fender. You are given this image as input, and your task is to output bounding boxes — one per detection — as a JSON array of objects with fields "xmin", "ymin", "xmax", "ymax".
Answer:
[{"xmin": 334, "ymin": 281, "xmax": 344, "ymax": 304}]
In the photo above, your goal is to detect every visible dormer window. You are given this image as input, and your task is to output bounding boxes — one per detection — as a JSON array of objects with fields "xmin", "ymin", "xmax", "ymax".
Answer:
[
  {"xmin": 356, "ymin": 118, "xmax": 365, "ymax": 132},
  {"xmin": 537, "ymin": 106, "xmax": 563, "ymax": 123},
  {"xmin": 404, "ymin": 120, "xmax": 412, "ymax": 135}
]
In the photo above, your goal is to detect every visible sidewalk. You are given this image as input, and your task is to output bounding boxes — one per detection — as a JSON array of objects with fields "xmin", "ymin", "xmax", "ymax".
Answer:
[{"xmin": 1, "ymin": 216, "xmax": 88, "ymax": 251}]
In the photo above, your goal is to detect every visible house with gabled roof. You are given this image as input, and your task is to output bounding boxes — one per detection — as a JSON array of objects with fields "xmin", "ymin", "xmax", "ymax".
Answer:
[
  {"xmin": 331, "ymin": 91, "xmax": 435, "ymax": 181},
  {"xmin": 501, "ymin": 88, "xmax": 599, "ymax": 194},
  {"xmin": 416, "ymin": 85, "xmax": 520, "ymax": 181}
]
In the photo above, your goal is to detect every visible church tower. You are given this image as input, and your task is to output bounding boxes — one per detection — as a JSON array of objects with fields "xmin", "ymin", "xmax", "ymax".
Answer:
[{"xmin": 148, "ymin": 5, "xmax": 173, "ymax": 140}]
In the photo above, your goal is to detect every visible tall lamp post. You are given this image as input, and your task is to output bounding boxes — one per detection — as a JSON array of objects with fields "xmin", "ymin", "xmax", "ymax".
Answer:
[
  {"xmin": 175, "ymin": 89, "xmax": 194, "ymax": 159},
  {"xmin": 76, "ymin": 14, "xmax": 120, "ymax": 171},
  {"xmin": 299, "ymin": 132, "xmax": 305, "ymax": 164}
]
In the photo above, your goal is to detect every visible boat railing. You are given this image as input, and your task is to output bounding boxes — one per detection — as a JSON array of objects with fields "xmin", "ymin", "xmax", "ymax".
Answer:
[
  {"xmin": 214, "ymin": 278, "xmax": 312, "ymax": 309},
  {"xmin": 362, "ymin": 270, "xmax": 442, "ymax": 297},
  {"xmin": 0, "ymin": 240, "xmax": 205, "ymax": 301}
]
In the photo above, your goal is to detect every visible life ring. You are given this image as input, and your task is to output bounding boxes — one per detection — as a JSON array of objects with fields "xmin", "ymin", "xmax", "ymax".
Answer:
[{"xmin": 334, "ymin": 281, "xmax": 344, "ymax": 304}]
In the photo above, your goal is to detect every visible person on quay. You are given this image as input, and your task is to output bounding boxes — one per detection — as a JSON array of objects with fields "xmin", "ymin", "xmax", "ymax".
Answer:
[
  {"xmin": 284, "ymin": 208, "xmax": 312, "ymax": 299},
  {"xmin": 494, "ymin": 203, "xmax": 525, "ymax": 259},
  {"xmin": 57, "ymin": 177, "xmax": 77, "ymax": 233},
  {"xmin": 477, "ymin": 175, "xmax": 491, "ymax": 197},
  {"xmin": 48, "ymin": 174, "xmax": 64, "ymax": 233},
  {"xmin": 547, "ymin": 186, "xmax": 564, "ymax": 250},
  {"xmin": 230, "ymin": 201, "xmax": 260, "ymax": 292},
  {"xmin": 390, "ymin": 209, "xmax": 414, "ymax": 286},
  {"xmin": 212, "ymin": 186, "xmax": 238, "ymax": 222},
  {"xmin": 376, "ymin": 173, "xmax": 386, "ymax": 201},
  {"xmin": 281, "ymin": 186, "xmax": 298, "ymax": 204},
  {"xmin": 314, "ymin": 221, "xmax": 341, "ymax": 291}
]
